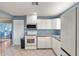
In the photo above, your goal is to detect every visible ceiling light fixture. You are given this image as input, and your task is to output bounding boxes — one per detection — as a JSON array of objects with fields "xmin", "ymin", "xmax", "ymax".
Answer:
[
  {"xmin": 31, "ymin": 2, "xmax": 39, "ymax": 12},
  {"xmin": 32, "ymin": 2, "xmax": 39, "ymax": 6}
]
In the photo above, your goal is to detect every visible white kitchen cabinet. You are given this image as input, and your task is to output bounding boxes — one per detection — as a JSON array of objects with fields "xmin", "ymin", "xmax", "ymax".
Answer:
[
  {"xmin": 51, "ymin": 18, "xmax": 61, "ymax": 29},
  {"xmin": 52, "ymin": 37, "xmax": 61, "ymax": 56},
  {"xmin": 37, "ymin": 19, "xmax": 61, "ymax": 29},
  {"xmin": 27, "ymin": 15, "xmax": 37, "ymax": 24},
  {"xmin": 61, "ymin": 7, "xmax": 76, "ymax": 56},
  {"xmin": 37, "ymin": 19, "xmax": 52, "ymax": 29},
  {"xmin": 13, "ymin": 20, "xmax": 24, "ymax": 45},
  {"xmin": 37, "ymin": 37, "xmax": 52, "ymax": 48}
]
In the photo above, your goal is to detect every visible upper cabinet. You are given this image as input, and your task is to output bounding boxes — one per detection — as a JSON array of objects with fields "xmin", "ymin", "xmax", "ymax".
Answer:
[
  {"xmin": 27, "ymin": 15, "xmax": 61, "ymax": 29},
  {"xmin": 37, "ymin": 19, "xmax": 52, "ymax": 29},
  {"xmin": 37, "ymin": 18, "xmax": 61, "ymax": 29},
  {"xmin": 51, "ymin": 18, "xmax": 61, "ymax": 29},
  {"xmin": 27, "ymin": 15, "xmax": 37, "ymax": 24}
]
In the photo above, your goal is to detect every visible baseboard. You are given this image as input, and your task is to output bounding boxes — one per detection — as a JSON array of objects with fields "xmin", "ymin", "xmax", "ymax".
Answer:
[
  {"xmin": 37, "ymin": 48, "xmax": 52, "ymax": 50},
  {"xmin": 25, "ymin": 45, "xmax": 36, "ymax": 49}
]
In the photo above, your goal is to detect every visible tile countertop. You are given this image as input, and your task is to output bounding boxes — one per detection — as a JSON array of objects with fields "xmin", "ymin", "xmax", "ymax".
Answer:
[{"xmin": 52, "ymin": 35, "xmax": 61, "ymax": 42}]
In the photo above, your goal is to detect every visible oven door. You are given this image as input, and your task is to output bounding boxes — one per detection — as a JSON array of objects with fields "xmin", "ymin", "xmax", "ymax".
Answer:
[{"xmin": 25, "ymin": 36, "xmax": 36, "ymax": 45}]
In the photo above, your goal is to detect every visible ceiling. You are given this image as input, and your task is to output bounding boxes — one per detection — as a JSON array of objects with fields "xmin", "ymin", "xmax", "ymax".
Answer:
[{"xmin": 0, "ymin": 2, "xmax": 77, "ymax": 16}]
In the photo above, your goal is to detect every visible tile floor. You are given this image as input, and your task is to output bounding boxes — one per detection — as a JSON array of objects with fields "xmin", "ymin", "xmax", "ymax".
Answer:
[
  {"xmin": 0, "ymin": 40, "xmax": 11, "ymax": 56},
  {"xmin": 0, "ymin": 40, "xmax": 55, "ymax": 56},
  {"xmin": 1, "ymin": 46, "xmax": 55, "ymax": 56}
]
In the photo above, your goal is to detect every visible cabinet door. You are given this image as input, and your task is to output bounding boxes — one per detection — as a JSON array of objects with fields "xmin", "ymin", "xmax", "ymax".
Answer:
[
  {"xmin": 51, "ymin": 18, "xmax": 61, "ymax": 29},
  {"xmin": 52, "ymin": 38, "xmax": 61, "ymax": 56},
  {"xmin": 27, "ymin": 16, "xmax": 37, "ymax": 24},
  {"xmin": 37, "ymin": 37, "xmax": 51, "ymax": 48},
  {"xmin": 37, "ymin": 19, "xmax": 61, "ymax": 29},
  {"xmin": 13, "ymin": 20, "xmax": 24, "ymax": 45},
  {"xmin": 61, "ymin": 7, "xmax": 76, "ymax": 56},
  {"xmin": 37, "ymin": 20, "xmax": 52, "ymax": 29}
]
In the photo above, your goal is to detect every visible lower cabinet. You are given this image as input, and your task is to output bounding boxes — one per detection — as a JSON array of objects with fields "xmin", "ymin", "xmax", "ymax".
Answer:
[
  {"xmin": 52, "ymin": 37, "xmax": 61, "ymax": 56},
  {"xmin": 37, "ymin": 37, "xmax": 52, "ymax": 48}
]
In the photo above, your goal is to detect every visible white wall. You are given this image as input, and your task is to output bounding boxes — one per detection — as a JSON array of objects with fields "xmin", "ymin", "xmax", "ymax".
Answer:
[
  {"xmin": 77, "ymin": 7, "xmax": 79, "ymax": 56},
  {"xmin": 61, "ymin": 7, "xmax": 76, "ymax": 56},
  {"xmin": 13, "ymin": 20, "xmax": 24, "ymax": 45}
]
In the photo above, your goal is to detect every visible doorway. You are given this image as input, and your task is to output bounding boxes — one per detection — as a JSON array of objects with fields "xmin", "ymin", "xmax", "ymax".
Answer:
[{"xmin": 0, "ymin": 23, "xmax": 13, "ymax": 55}]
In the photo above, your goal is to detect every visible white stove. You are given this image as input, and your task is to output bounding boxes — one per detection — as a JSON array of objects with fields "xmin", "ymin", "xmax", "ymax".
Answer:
[{"xmin": 25, "ymin": 31, "xmax": 37, "ymax": 49}]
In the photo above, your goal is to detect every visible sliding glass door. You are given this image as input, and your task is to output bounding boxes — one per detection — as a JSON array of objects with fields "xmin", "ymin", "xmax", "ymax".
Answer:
[
  {"xmin": 0, "ymin": 23, "xmax": 12, "ymax": 44},
  {"xmin": 0, "ymin": 23, "xmax": 12, "ymax": 56}
]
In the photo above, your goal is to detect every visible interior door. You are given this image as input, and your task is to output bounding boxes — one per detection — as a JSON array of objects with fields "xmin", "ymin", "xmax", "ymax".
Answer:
[{"xmin": 13, "ymin": 20, "xmax": 24, "ymax": 45}]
